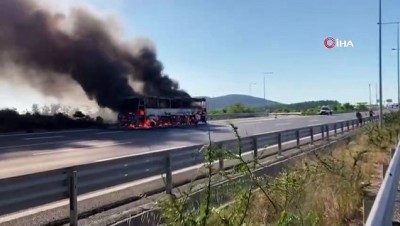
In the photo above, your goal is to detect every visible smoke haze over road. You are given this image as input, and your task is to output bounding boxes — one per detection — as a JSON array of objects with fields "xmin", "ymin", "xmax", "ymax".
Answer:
[{"xmin": 0, "ymin": 0, "xmax": 190, "ymax": 111}]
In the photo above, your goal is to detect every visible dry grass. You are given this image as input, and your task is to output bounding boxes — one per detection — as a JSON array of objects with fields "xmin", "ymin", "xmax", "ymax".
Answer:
[
  {"xmin": 158, "ymin": 112, "xmax": 400, "ymax": 226},
  {"xmin": 237, "ymin": 128, "xmax": 394, "ymax": 226}
]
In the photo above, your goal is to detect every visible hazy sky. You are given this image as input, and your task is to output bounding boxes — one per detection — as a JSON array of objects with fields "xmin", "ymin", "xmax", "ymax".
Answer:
[{"xmin": 1, "ymin": 0, "xmax": 400, "ymax": 111}]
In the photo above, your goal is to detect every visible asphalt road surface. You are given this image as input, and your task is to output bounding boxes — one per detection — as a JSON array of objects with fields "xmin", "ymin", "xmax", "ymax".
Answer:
[{"xmin": 0, "ymin": 111, "xmax": 384, "ymax": 179}]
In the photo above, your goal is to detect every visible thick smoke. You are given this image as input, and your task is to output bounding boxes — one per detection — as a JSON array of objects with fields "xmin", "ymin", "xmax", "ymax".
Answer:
[{"xmin": 0, "ymin": 0, "xmax": 190, "ymax": 111}]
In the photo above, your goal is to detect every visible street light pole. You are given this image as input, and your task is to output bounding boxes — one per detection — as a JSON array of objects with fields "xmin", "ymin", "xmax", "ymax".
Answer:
[
  {"xmin": 369, "ymin": 83, "xmax": 372, "ymax": 106},
  {"xmin": 381, "ymin": 21, "xmax": 400, "ymax": 110},
  {"xmin": 263, "ymin": 72, "xmax": 273, "ymax": 101},
  {"xmin": 397, "ymin": 23, "xmax": 400, "ymax": 105},
  {"xmin": 263, "ymin": 76, "xmax": 265, "ymax": 100},
  {"xmin": 378, "ymin": 0, "xmax": 383, "ymax": 127}
]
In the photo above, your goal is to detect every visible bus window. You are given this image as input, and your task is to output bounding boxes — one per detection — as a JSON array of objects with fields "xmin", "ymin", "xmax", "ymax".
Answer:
[
  {"xmin": 119, "ymin": 98, "xmax": 139, "ymax": 113},
  {"xmin": 182, "ymin": 99, "xmax": 191, "ymax": 108},
  {"xmin": 171, "ymin": 99, "xmax": 181, "ymax": 108},
  {"xmin": 145, "ymin": 97, "xmax": 158, "ymax": 108},
  {"xmin": 159, "ymin": 98, "xmax": 171, "ymax": 108}
]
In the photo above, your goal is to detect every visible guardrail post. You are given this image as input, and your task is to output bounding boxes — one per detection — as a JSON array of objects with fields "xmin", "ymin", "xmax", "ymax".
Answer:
[
  {"xmin": 334, "ymin": 123, "xmax": 337, "ymax": 136},
  {"xmin": 391, "ymin": 147, "xmax": 396, "ymax": 159},
  {"xmin": 321, "ymin": 126, "xmax": 325, "ymax": 140},
  {"xmin": 278, "ymin": 132, "xmax": 282, "ymax": 155},
  {"xmin": 347, "ymin": 121, "xmax": 350, "ymax": 131},
  {"xmin": 252, "ymin": 137, "xmax": 258, "ymax": 159},
  {"xmin": 310, "ymin": 127, "xmax": 314, "ymax": 145},
  {"xmin": 218, "ymin": 154, "xmax": 224, "ymax": 171},
  {"xmin": 363, "ymin": 194, "xmax": 375, "ymax": 225},
  {"xmin": 326, "ymin": 125, "xmax": 330, "ymax": 140},
  {"xmin": 68, "ymin": 170, "xmax": 78, "ymax": 226},
  {"xmin": 351, "ymin": 120, "xmax": 354, "ymax": 129},
  {"xmin": 165, "ymin": 153, "xmax": 172, "ymax": 194},
  {"xmin": 382, "ymin": 163, "xmax": 388, "ymax": 179},
  {"xmin": 296, "ymin": 130, "xmax": 300, "ymax": 148},
  {"xmin": 341, "ymin": 122, "xmax": 344, "ymax": 134}
]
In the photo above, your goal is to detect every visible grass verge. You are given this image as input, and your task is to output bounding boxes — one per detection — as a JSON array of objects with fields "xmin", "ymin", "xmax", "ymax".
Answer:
[{"xmin": 157, "ymin": 112, "xmax": 400, "ymax": 226}]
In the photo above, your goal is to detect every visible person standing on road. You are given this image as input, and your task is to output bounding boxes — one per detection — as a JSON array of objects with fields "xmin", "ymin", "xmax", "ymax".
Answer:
[
  {"xmin": 356, "ymin": 111, "xmax": 363, "ymax": 126},
  {"xmin": 369, "ymin": 110, "xmax": 374, "ymax": 117}
]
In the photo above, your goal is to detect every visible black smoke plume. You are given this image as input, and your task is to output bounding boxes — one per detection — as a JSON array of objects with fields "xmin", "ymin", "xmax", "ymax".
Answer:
[{"xmin": 0, "ymin": 0, "xmax": 190, "ymax": 111}]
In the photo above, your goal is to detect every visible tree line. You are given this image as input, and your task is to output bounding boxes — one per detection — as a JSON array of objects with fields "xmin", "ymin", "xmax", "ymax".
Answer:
[
  {"xmin": 0, "ymin": 104, "xmax": 114, "ymax": 133},
  {"xmin": 209, "ymin": 100, "xmax": 371, "ymax": 115}
]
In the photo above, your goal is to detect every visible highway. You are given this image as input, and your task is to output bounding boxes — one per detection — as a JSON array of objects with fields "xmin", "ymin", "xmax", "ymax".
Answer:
[{"xmin": 0, "ymin": 112, "xmax": 377, "ymax": 179}]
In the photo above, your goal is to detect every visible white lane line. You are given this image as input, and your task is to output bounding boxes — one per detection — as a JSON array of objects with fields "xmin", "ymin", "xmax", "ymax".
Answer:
[
  {"xmin": 23, "ymin": 135, "xmax": 65, "ymax": 141},
  {"xmin": 96, "ymin": 131, "xmax": 124, "ymax": 135},
  {"xmin": 0, "ymin": 129, "xmax": 99, "ymax": 138},
  {"xmin": 212, "ymin": 117, "xmax": 276, "ymax": 124},
  {"xmin": 253, "ymin": 130, "xmax": 280, "ymax": 136},
  {"xmin": 309, "ymin": 119, "xmax": 320, "ymax": 122},
  {"xmin": 94, "ymin": 145, "xmax": 191, "ymax": 162}
]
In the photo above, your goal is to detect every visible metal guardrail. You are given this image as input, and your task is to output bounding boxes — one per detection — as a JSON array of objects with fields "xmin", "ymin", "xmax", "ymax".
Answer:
[
  {"xmin": 365, "ymin": 136, "xmax": 400, "ymax": 226},
  {"xmin": 0, "ymin": 116, "xmax": 379, "ymax": 225},
  {"xmin": 208, "ymin": 112, "xmax": 305, "ymax": 120},
  {"xmin": 207, "ymin": 112, "xmax": 270, "ymax": 120}
]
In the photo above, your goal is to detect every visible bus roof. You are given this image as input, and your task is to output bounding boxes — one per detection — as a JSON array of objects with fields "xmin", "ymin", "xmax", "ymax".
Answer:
[{"xmin": 119, "ymin": 96, "xmax": 206, "ymax": 101}]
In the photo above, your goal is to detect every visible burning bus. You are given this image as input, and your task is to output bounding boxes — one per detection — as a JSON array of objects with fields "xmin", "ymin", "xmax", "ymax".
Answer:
[{"xmin": 117, "ymin": 96, "xmax": 207, "ymax": 129}]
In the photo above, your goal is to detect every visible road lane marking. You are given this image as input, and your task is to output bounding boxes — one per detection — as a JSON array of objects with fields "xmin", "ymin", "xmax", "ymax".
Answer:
[
  {"xmin": 309, "ymin": 119, "xmax": 320, "ymax": 122},
  {"xmin": 94, "ymin": 145, "xmax": 191, "ymax": 162},
  {"xmin": 253, "ymin": 130, "xmax": 280, "ymax": 136},
  {"xmin": 23, "ymin": 135, "xmax": 65, "ymax": 140},
  {"xmin": 96, "ymin": 131, "xmax": 124, "ymax": 135},
  {"xmin": 0, "ymin": 129, "xmax": 99, "ymax": 137}
]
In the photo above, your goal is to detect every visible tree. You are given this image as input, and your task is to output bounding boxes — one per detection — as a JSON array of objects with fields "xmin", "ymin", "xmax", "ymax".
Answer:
[
  {"xmin": 41, "ymin": 105, "xmax": 50, "ymax": 115},
  {"xmin": 73, "ymin": 111, "xmax": 85, "ymax": 119},
  {"xmin": 219, "ymin": 103, "xmax": 257, "ymax": 114},
  {"xmin": 342, "ymin": 103, "xmax": 354, "ymax": 111},
  {"xmin": 32, "ymin": 104, "xmax": 39, "ymax": 114},
  {"xmin": 95, "ymin": 116, "xmax": 104, "ymax": 124},
  {"xmin": 50, "ymin": 104, "xmax": 61, "ymax": 115},
  {"xmin": 60, "ymin": 105, "xmax": 72, "ymax": 115},
  {"xmin": 357, "ymin": 103, "xmax": 368, "ymax": 111}
]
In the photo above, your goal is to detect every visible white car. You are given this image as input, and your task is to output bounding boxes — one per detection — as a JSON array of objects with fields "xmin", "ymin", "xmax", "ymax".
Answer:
[{"xmin": 319, "ymin": 106, "xmax": 333, "ymax": 115}]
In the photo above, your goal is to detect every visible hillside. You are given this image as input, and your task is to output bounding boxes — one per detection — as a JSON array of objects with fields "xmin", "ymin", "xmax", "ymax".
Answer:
[{"xmin": 202, "ymin": 94, "xmax": 280, "ymax": 110}]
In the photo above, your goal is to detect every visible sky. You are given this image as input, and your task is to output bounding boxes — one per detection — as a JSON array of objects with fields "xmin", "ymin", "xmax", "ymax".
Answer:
[{"xmin": 1, "ymin": 0, "xmax": 400, "ymax": 111}]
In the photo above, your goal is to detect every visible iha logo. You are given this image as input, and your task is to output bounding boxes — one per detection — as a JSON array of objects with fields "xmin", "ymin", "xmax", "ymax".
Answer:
[{"xmin": 324, "ymin": 37, "xmax": 354, "ymax": 48}]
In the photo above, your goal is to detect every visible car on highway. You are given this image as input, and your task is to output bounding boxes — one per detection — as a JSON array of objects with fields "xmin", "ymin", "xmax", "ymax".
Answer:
[{"xmin": 319, "ymin": 106, "xmax": 333, "ymax": 115}]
